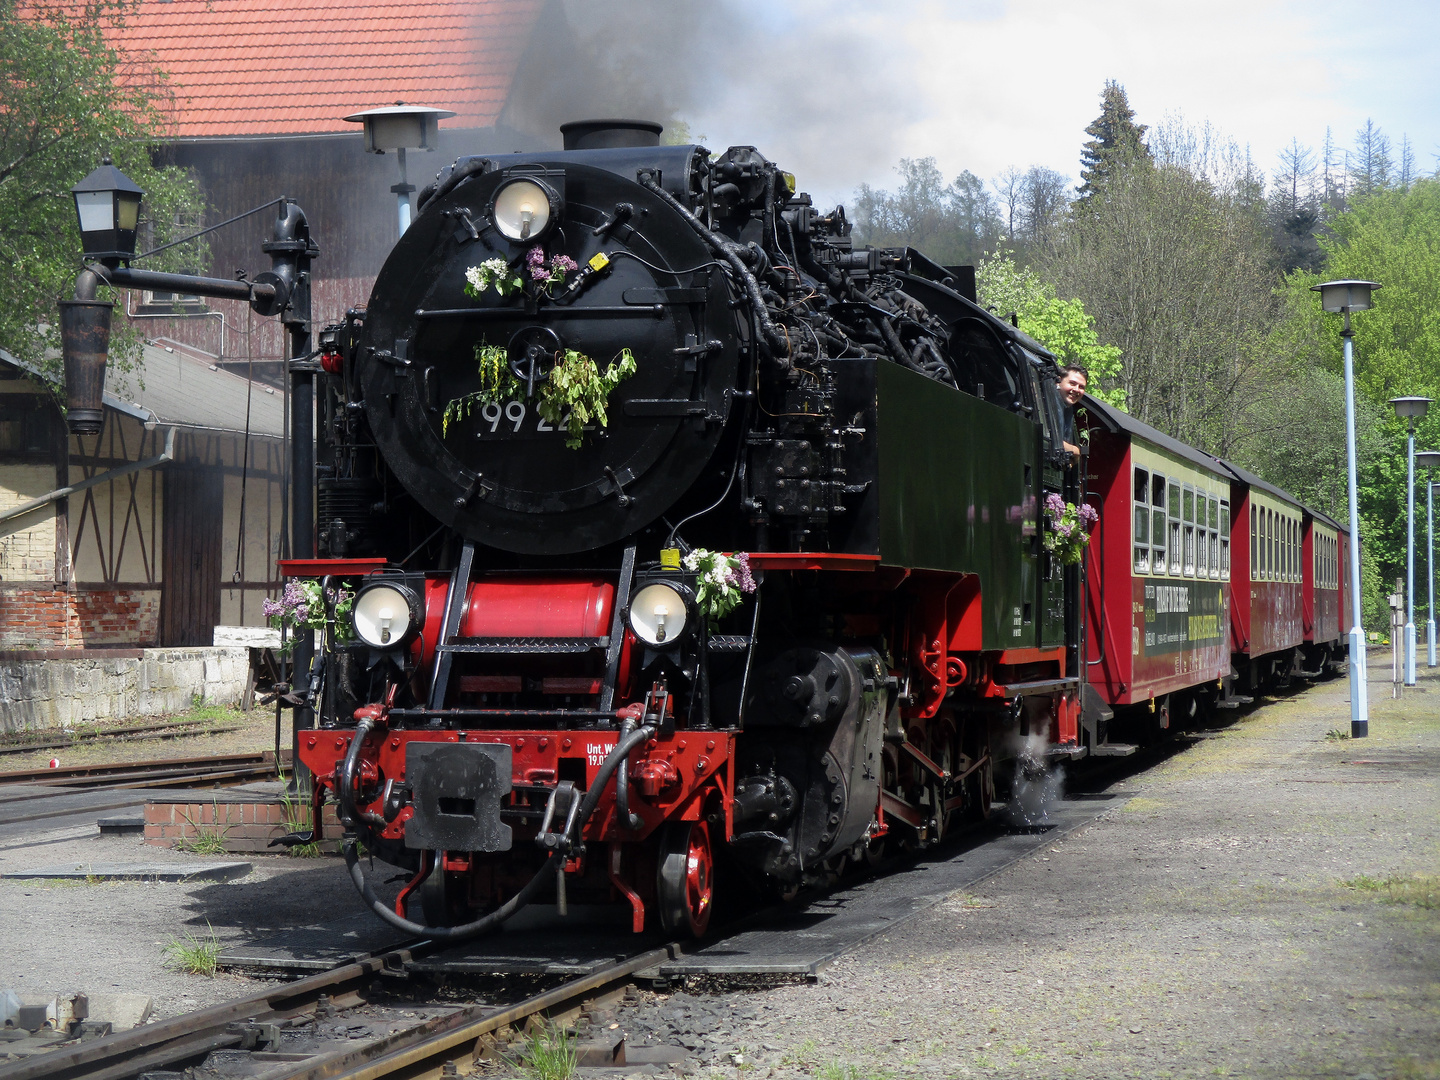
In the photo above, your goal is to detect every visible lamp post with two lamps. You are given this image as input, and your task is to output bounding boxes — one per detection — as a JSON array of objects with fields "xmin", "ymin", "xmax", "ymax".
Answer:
[
  {"xmin": 1390, "ymin": 396, "xmax": 1431, "ymax": 685},
  {"xmin": 1312, "ymin": 279, "xmax": 1381, "ymax": 736},
  {"xmin": 1418, "ymin": 451, "xmax": 1440, "ymax": 668}
]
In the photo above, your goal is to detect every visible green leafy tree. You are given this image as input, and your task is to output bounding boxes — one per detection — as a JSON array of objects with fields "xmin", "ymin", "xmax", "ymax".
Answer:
[
  {"xmin": 1077, "ymin": 80, "xmax": 1150, "ymax": 201},
  {"xmin": 1274, "ymin": 177, "xmax": 1440, "ymax": 629},
  {"xmin": 976, "ymin": 249, "xmax": 1124, "ymax": 408},
  {"xmin": 1, "ymin": 0, "xmax": 205, "ymax": 385}
]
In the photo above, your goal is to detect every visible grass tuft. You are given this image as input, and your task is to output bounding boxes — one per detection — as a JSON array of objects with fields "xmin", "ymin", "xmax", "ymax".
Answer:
[
  {"xmin": 163, "ymin": 923, "xmax": 221, "ymax": 976},
  {"xmin": 1341, "ymin": 873, "xmax": 1439, "ymax": 909},
  {"xmin": 509, "ymin": 1020, "xmax": 578, "ymax": 1080},
  {"xmin": 278, "ymin": 783, "xmax": 321, "ymax": 858},
  {"xmin": 1324, "ymin": 728, "xmax": 1351, "ymax": 741}
]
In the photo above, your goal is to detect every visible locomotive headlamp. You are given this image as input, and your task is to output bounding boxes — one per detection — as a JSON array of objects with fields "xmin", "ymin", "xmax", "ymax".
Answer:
[
  {"xmin": 353, "ymin": 580, "xmax": 423, "ymax": 649},
  {"xmin": 492, "ymin": 177, "xmax": 561, "ymax": 243},
  {"xmin": 628, "ymin": 582, "xmax": 692, "ymax": 647}
]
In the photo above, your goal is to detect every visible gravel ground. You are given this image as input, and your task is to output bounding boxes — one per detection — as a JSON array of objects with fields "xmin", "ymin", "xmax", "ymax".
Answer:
[
  {"xmin": 1, "ymin": 661, "xmax": 1436, "ymax": 1078},
  {"xmin": 610, "ymin": 659, "xmax": 1440, "ymax": 1080}
]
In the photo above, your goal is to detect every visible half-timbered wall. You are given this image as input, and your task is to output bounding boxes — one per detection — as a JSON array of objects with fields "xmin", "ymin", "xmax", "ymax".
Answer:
[{"xmin": 0, "ymin": 369, "xmax": 284, "ymax": 648}]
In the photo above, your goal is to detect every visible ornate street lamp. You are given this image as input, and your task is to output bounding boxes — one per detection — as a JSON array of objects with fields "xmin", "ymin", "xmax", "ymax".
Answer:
[
  {"xmin": 70, "ymin": 158, "xmax": 145, "ymax": 267},
  {"xmin": 1418, "ymin": 450, "xmax": 1440, "ymax": 668},
  {"xmin": 1390, "ymin": 396, "xmax": 1431, "ymax": 686},
  {"xmin": 344, "ymin": 104, "xmax": 455, "ymax": 237},
  {"xmin": 1312, "ymin": 279, "xmax": 1381, "ymax": 736}
]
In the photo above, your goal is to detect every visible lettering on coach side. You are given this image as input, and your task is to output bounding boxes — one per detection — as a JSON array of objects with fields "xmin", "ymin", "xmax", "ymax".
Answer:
[{"xmin": 1154, "ymin": 586, "xmax": 1190, "ymax": 614}]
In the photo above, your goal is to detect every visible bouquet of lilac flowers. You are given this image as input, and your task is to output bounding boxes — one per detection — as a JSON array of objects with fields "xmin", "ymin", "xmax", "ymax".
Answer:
[
  {"xmin": 1042, "ymin": 493, "xmax": 1098, "ymax": 566},
  {"xmin": 464, "ymin": 257, "xmax": 523, "ymax": 298},
  {"xmin": 262, "ymin": 579, "xmax": 355, "ymax": 652},
  {"xmin": 525, "ymin": 246, "xmax": 579, "ymax": 286},
  {"xmin": 682, "ymin": 548, "xmax": 757, "ymax": 623}
]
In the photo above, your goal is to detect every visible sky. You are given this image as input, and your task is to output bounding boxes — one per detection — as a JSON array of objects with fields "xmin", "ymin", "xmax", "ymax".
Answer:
[{"xmin": 641, "ymin": 0, "xmax": 1440, "ymax": 210}]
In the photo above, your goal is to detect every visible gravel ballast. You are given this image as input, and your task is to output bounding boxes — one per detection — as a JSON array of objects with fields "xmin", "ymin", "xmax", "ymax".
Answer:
[{"xmin": 0, "ymin": 663, "xmax": 1435, "ymax": 1078}]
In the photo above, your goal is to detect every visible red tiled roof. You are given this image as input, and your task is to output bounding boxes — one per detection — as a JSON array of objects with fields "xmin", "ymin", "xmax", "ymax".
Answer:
[{"xmin": 97, "ymin": 0, "xmax": 545, "ymax": 138}]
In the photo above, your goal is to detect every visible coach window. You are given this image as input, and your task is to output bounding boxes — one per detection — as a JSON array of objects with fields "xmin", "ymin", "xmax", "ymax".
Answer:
[
  {"xmin": 1219, "ymin": 500, "xmax": 1230, "ymax": 579},
  {"xmin": 1182, "ymin": 486, "xmax": 1196, "ymax": 576},
  {"xmin": 1250, "ymin": 504, "xmax": 1258, "ymax": 579},
  {"xmin": 1195, "ymin": 492, "xmax": 1208, "ymax": 577},
  {"xmin": 1288, "ymin": 518, "xmax": 1296, "ymax": 581},
  {"xmin": 1168, "ymin": 481, "xmax": 1183, "ymax": 575},
  {"xmin": 1208, "ymin": 495, "xmax": 1220, "ymax": 579},
  {"xmin": 1263, "ymin": 509, "xmax": 1272, "ymax": 580},
  {"xmin": 1133, "ymin": 467, "xmax": 1150, "ymax": 572},
  {"xmin": 1151, "ymin": 473, "xmax": 1167, "ymax": 574}
]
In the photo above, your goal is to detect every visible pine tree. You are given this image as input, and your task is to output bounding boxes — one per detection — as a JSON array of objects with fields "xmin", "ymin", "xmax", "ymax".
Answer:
[{"xmin": 1078, "ymin": 81, "xmax": 1150, "ymax": 199}]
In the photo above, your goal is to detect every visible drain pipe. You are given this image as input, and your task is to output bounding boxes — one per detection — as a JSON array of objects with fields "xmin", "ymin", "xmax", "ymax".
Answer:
[{"xmin": 0, "ymin": 425, "xmax": 176, "ymax": 525}]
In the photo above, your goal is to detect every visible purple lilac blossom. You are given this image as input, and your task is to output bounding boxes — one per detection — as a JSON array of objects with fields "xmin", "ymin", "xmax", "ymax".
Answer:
[
  {"xmin": 551, "ymin": 255, "xmax": 578, "ymax": 274},
  {"xmin": 734, "ymin": 553, "xmax": 756, "ymax": 593}
]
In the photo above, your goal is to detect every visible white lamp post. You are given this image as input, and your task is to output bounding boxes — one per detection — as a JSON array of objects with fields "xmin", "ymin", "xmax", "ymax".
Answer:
[
  {"xmin": 1312, "ymin": 279, "xmax": 1381, "ymax": 736},
  {"xmin": 344, "ymin": 104, "xmax": 456, "ymax": 236},
  {"xmin": 1390, "ymin": 396, "xmax": 1431, "ymax": 685},
  {"xmin": 1417, "ymin": 451, "xmax": 1440, "ymax": 667}
]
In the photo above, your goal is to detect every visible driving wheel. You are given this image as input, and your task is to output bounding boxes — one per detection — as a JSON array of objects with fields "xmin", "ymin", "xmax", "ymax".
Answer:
[{"xmin": 656, "ymin": 821, "xmax": 714, "ymax": 937}]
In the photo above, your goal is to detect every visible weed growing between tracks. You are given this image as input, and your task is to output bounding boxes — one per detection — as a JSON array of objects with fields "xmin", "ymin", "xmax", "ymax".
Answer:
[
  {"xmin": 508, "ymin": 1019, "xmax": 578, "ymax": 1080},
  {"xmin": 163, "ymin": 922, "xmax": 221, "ymax": 976}
]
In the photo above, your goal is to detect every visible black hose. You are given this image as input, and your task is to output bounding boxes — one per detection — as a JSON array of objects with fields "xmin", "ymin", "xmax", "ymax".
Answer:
[
  {"xmin": 615, "ymin": 718, "xmax": 643, "ymax": 830},
  {"xmin": 416, "ymin": 157, "xmax": 490, "ymax": 215},
  {"xmin": 637, "ymin": 174, "xmax": 790, "ymax": 364},
  {"xmin": 337, "ymin": 717, "xmax": 386, "ymax": 829},
  {"xmin": 343, "ymin": 723, "xmax": 656, "ymax": 942}
]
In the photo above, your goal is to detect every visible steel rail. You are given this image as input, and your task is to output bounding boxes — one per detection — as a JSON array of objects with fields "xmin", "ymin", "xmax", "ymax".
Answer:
[
  {"xmin": 0, "ymin": 937, "xmax": 677, "ymax": 1080},
  {"xmin": 0, "ymin": 941, "xmax": 429, "ymax": 1080},
  {"xmin": 0, "ymin": 751, "xmax": 280, "ymax": 785},
  {"xmin": 255, "ymin": 945, "xmax": 676, "ymax": 1080}
]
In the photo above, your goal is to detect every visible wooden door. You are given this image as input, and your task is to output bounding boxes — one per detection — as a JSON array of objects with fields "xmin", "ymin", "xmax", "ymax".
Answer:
[{"xmin": 160, "ymin": 466, "xmax": 223, "ymax": 646}]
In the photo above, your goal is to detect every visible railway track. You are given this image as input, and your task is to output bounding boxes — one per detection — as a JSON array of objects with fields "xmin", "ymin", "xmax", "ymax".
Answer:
[
  {"xmin": 0, "ymin": 937, "xmax": 677, "ymax": 1080},
  {"xmin": 0, "ymin": 751, "xmax": 290, "ymax": 832}
]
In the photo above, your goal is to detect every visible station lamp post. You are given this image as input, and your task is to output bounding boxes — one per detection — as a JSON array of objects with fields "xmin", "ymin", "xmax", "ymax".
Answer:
[
  {"xmin": 62, "ymin": 158, "xmax": 319, "ymax": 784},
  {"xmin": 1390, "ymin": 396, "xmax": 1431, "ymax": 685},
  {"xmin": 1312, "ymin": 279, "xmax": 1381, "ymax": 736},
  {"xmin": 344, "ymin": 104, "xmax": 455, "ymax": 237},
  {"xmin": 1418, "ymin": 450, "xmax": 1440, "ymax": 668}
]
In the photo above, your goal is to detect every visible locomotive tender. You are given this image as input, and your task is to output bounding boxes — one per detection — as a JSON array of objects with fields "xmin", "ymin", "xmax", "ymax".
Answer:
[
  {"xmin": 291, "ymin": 120, "xmax": 1087, "ymax": 938},
  {"xmin": 284, "ymin": 120, "xmax": 1347, "ymax": 939}
]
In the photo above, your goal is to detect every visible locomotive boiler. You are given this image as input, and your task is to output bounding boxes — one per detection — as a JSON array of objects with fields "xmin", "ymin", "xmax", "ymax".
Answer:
[{"xmin": 289, "ymin": 120, "xmax": 1084, "ymax": 939}]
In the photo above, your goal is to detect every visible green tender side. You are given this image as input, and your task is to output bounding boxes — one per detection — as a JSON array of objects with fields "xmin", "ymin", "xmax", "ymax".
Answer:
[{"xmin": 875, "ymin": 361, "xmax": 1040, "ymax": 652}]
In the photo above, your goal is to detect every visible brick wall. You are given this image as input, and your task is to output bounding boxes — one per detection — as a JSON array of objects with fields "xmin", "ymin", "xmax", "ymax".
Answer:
[
  {"xmin": 144, "ymin": 797, "xmax": 342, "ymax": 853},
  {"xmin": 0, "ymin": 586, "xmax": 161, "ymax": 649}
]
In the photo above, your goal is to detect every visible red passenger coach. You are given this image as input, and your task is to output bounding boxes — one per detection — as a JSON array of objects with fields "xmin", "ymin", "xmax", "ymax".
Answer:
[
  {"xmin": 1302, "ymin": 507, "xmax": 1347, "ymax": 674},
  {"xmin": 1081, "ymin": 401, "xmax": 1231, "ymax": 729},
  {"xmin": 1218, "ymin": 462, "xmax": 1307, "ymax": 687}
]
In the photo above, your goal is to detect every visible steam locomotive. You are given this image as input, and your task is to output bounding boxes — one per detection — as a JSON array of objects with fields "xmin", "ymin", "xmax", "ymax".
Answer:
[
  {"xmin": 286, "ymin": 119, "xmax": 1085, "ymax": 939},
  {"xmin": 287, "ymin": 120, "xmax": 1346, "ymax": 940}
]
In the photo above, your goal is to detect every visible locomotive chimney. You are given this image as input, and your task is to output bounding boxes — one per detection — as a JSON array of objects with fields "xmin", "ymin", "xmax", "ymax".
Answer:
[{"xmin": 560, "ymin": 119, "xmax": 663, "ymax": 151}]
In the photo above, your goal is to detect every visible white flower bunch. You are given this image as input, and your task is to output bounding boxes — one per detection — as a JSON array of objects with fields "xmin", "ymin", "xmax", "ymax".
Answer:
[
  {"xmin": 464, "ymin": 257, "xmax": 523, "ymax": 298},
  {"xmin": 682, "ymin": 548, "xmax": 757, "ymax": 623}
]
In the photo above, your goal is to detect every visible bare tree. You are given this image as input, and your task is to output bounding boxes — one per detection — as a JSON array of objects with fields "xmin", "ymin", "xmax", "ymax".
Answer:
[
  {"xmin": 994, "ymin": 166, "xmax": 1024, "ymax": 242},
  {"xmin": 1041, "ymin": 125, "xmax": 1280, "ymax": 457},
  {"xmin": 1350, "ymin": 119, "xmax": 1393, "ymax": 196},
  {"xmin": 1018, "ymin": 166, "xmax": 1070, "ymax": 250}
]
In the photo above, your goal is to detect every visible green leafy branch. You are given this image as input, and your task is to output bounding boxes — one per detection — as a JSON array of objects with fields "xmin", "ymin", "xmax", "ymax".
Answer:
[
  {"xmin": 536, "ymin": 348, "xmax": 637, "ymax": 448},
  {"xmin": 443, "ymin": 345, "xmax": 520, "ymax": 436}
]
